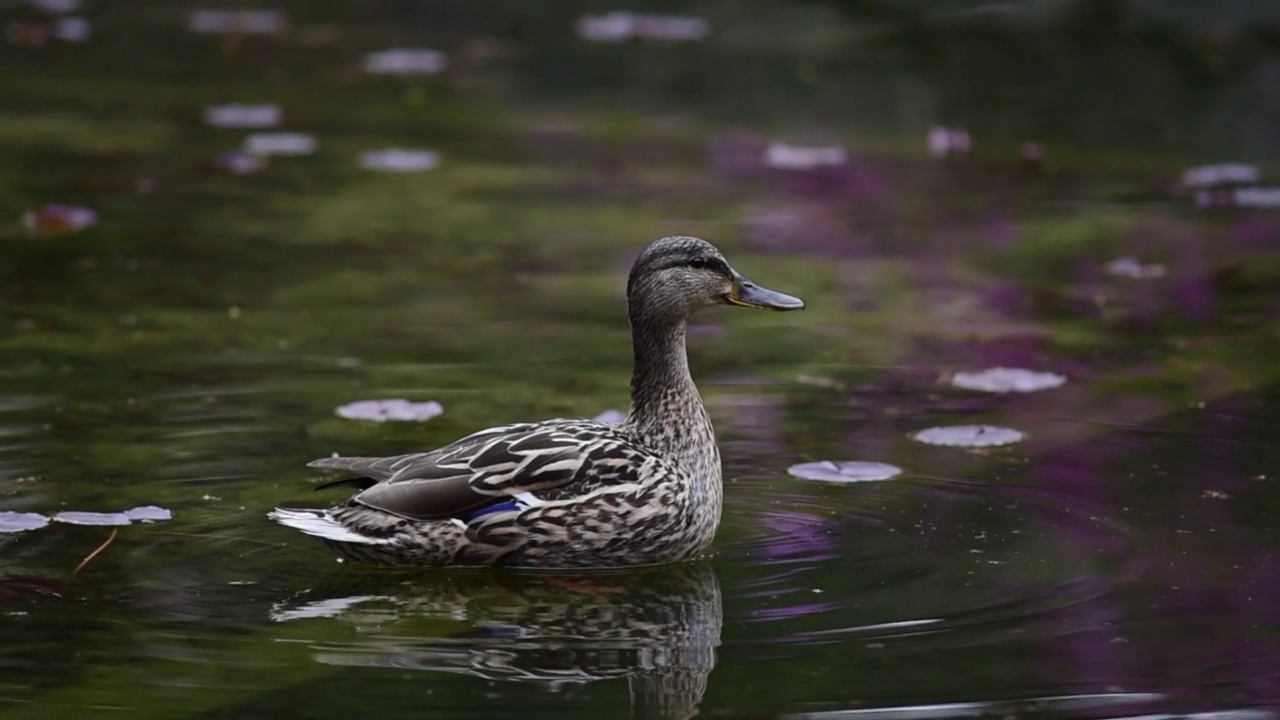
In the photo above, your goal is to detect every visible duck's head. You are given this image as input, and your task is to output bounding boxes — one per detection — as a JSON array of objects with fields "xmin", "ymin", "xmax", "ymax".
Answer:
[{"xmin": 626, "ymin": 236, "xmax": 805, "ymax": 322}]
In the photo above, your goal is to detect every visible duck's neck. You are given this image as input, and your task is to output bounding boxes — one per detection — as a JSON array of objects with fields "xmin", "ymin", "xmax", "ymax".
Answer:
[{"xmin": 626, "ymin": 313, "xmax": 719, "ymax": 478}]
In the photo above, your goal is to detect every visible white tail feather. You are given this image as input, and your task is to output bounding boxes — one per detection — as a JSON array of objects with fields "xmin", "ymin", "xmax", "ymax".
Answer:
[{"xmin": 268, "ymin": 508, "xmax": 391, "ymax": 545}]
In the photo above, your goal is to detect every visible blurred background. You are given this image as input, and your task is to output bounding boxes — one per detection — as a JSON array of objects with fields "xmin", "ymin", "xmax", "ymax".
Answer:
[{"xmin": 3, "ymin": 1, "xmax": 1280, "ymax": 719}]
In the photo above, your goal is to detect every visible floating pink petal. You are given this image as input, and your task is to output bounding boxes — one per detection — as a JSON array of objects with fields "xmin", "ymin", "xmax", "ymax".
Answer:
[
  {"xmin": 912, "ymin": 425, "xmax": 1024, "ymax": 448},
  {"xmin": 52, "ymin": 511, "xmax": 132, "ymax": 526},
  {"xmin": 593, "ymin": 409, "xmax": 627, "ymax": 425},
  {"xmin": 22, "ymin": 204, "xmax": 97, "ymax": 236},
  {"xmin": 951, "ymin": 368, "xmax": 1066, "ymax": 393},
  {"xmin": 363, "ymin": 48, "xmax": 447, "ymax": 75},
  {"xmin": 787, "ymin": 461, "xmax": 902, "ymax": 483},
  {"xmin": 336, "ymin": 399, "xmax": 444, "ymax": 423},
  {"xmin": 124, "ymin": 505, "xmax": 173, "ymax": 522},
  {"xmin": 0, "ymin": 511, "xmax": 50, "ymax": 533}
]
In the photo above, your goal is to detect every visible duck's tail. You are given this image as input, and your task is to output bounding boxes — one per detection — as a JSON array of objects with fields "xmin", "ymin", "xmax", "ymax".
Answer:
[{"xmin": 267, "ymin": 508, "xmax": 391, "ymax": 545}]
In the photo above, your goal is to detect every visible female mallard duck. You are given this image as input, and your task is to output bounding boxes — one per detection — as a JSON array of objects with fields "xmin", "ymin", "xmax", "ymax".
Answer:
[{"xmin": 269, "ymin": 236, "xmax": 803, "ymax": 567}]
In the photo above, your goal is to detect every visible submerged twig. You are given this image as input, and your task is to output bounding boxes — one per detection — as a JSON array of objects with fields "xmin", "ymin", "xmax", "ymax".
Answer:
[{"xmin": 63, "ymin": 528, "xmax": 118, "ymax": 591}]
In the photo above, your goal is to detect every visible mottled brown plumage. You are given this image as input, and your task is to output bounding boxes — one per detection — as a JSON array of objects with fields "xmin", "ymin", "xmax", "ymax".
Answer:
[{"xmin": 269, "ymin": 236, "xmax": 803, "ymax": 567}]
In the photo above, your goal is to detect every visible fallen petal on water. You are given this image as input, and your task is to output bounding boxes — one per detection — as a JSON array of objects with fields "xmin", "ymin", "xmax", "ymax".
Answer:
[
  {"xmin": 788, "ymin": 461, "xmax": 903, "ymax": 483},
  {"xmin": 951, "ymin": 368, "xmax": 1066, "ymax": 393},
  {"xmin": 22, "ymin": 204, "xmax": 97, "ymax": 236},
  {"xmin": 204, "ymin": 103, "xmax": 283, "ymax": 129},
  {"xmin": 363, "ymin": 48, "xmax": 447, "ymax": 75},
  {"xmin": 212, "ymin": 151, "xmax": 267, "ymax": 175},
  {"xmin": 1105, "ymin": 257, "xmax": 1166, "ymax": 279},
  {"xmin": 30, "ymin": 0, "xmax": 80, "ymax": 13},
  {"xmin": 244, "ymin": 132, "xmax": 316, "ymax": 156},
  {"xmin": 359, "ymin": 148, "xmax": 440, "ymax": 173},
  {"xmin": 0, "ymin": 511, "xmax": 50, "ymax": 533},
  {"xmin": 912, "ymin": 425, "xmax": 1024, "ymax": 448},
  {"xmin": 576, "ymin": 13, "xmax": 709, "ymax": 43},
  {"xmin": 764, "ymin": 142, "xmax": 846, "ymax": 170},
  {"xmin": 189, "ymin": 9, "xmax": 284, "ymax": 35},
  {"xmin": 336, "ymin": 399, "xmax": 444, "ymax": 423},
  {"xmin": 124, "ymin": 505, "xmax": 173, "ymax": 522},
  {"xmin": 593, "ymin": 409, "xmax": 627, "ymax": 425},
  {"xmin": 52, "ymin": 511, "xmax": 133, "ymax": 527}
]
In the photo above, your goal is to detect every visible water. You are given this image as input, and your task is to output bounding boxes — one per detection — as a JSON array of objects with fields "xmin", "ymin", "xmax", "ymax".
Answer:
[{"xmin": 5, "ymin": 1, "xmax": 1280, "ymax": 718}]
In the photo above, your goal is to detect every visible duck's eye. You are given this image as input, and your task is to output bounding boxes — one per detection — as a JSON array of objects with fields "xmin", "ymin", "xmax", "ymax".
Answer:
[{"xmin": 689, "ymin": 256, "xmax": 708, "ymax": 270}]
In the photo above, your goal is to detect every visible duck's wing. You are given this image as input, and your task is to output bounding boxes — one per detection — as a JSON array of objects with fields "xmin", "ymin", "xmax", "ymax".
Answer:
[{"xmin": 308, "ymin": 420, "xmax": 641, "ymax": 522}]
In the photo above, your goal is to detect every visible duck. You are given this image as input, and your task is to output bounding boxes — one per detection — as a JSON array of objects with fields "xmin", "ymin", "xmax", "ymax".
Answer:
[{"xmin": 268, "ymin": 235, "xmax": 804, "ymax": 567}]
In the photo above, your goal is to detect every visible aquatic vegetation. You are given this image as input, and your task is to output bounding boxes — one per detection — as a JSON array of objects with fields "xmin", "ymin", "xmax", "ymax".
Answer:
[
  {"xmin": 787, "ymin": 460, "xmax": 903, "ymax": 483},
  {"xmin": 204, "ymin": 104, "xmax": 283, "ymax": 129},
  {"xmin": 911, "ymin": 425, "xmax": 1025, "ymax": 447},
  {"xmin": 358, "ymin": 148, "xmax": 440, "ymax": 173},
  {"xmin": 951, "ymin": 368, "xmax": 1067, "ymax": 393},
  {"xmin": 363, "ymin": 48, "xmax": 447, "ymax": 75},
  {"xmin": 244, "ymin": 132, "xmax": 316, "ymax": 156},
  {"xmin": 21, "ymin": 203, "xmax": 97, "ymax": 236},
  {"xmin": 575, "ymin": 12, "xmax": 709, "ymax": 43},
  {"xmin": 334, "ymin": 399, "xmax": 444, "ymax": 422}
]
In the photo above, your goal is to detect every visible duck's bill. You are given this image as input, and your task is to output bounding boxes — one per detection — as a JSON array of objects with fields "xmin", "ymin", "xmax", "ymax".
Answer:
[{"xmin": 726, "ymin": 278, "xmax": 806, "ymax": 311}]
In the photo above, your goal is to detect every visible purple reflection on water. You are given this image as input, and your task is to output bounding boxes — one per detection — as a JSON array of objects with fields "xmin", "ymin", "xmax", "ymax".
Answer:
[
  {"xmin": 1232, "ymin": 216, "xmax": 1280, "ymax": 251},
  {"xmin": 743, "ymin": 601, "xmax": 841, "ymax": 622},
  {"xmin": 751, "ymin": 510, "xmax": 840, "ymax": 565}
]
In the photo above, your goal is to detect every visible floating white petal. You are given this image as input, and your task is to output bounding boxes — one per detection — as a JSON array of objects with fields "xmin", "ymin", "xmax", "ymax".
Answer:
[
  {"xmin": 22, "ymin": 204, "xmax": 97, "ymax": 234},
  {"xmin": 788, "ymin": 460, "xmax": 902, "ymax": 483},
  {"xmin": 213, "ymin": 151, "xmax": 266, "ymax": 175},
  {"xmin": 576, "ymin": 12, "xmax": 709, "ymax": 43},
  {"xmin": 593, "ymin": 409, "xmax": 627, "ymax": 425},
  {"xmin": 1105, "ymin": 257, "xmax": 1165, "ymax": 279},
  {"xmin": 912, "ymin": 425, "xmax": 1024, "ymax": 448},
  {"xmin": 124, "ymin": 505, "xmax": 173, "ymax": 522},
  {"xmin": 204, "ymin": 103, "xmax": 282, "ymax": 129},
  {"xmin": 359, "ymin": 149, "xmax": 440, "ymax": 173},
  {"xmin": 189, "ymin": 9, "xmax": 284, "ymax": 35},
  {"xmin": 928, "ymin": 126, "xmax": 971, "ymax": 158},
  {"xmin": 53, "ymin": 511, "xmax": 133, "ymax": 526},
  {"xmin": 52, "ymin": 16, "xmax": 89, "ymax": 42},
  {"xmin": 763, "ymin": 142, "xmax": 846, "ymax": 170},
  {"xmin": 0, "ymin": 511, "xmax": 50, "ymax": 533},
  {"xmin": 951, "ymin": 368, "xmax": 1066, "ymax": 394},
  {"xmin": 245, "ymin": 132, "xmax": 316, "ymax": 156},
  {"xmin": 30, "ymin": 0, "xmax": 79, "ymax": 13},
  {"xmin": 336, "ymin": 399, "xmax": 444, "ymax": 423},
  {"xmin": 363, "ymin": 48, "xmax": 448, "ymax": 75},
  {"xmin": 1233, "ymin": 186, "xmax": 1280, "ymax": 208},
  {"xmin": 1182, "ymin": 163, "xmax": 1258, "ymax": 188}
]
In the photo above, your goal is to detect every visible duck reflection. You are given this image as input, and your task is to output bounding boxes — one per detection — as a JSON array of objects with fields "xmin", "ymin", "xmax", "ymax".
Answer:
[{"xmin": 270, "ymin": 561, "xmax": 721, "ymax": 720}]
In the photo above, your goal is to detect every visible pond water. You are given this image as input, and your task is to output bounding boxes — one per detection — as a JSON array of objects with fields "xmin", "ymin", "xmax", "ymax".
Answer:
[{"xmin": 4, "ymin": 1, "xmax": 1280, "ymax": 719}]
